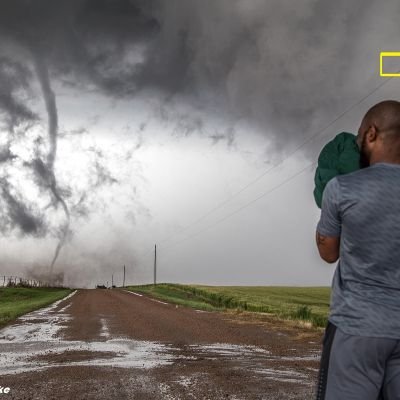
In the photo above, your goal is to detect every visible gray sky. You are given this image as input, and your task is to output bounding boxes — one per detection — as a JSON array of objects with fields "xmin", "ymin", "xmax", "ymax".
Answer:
[{"xmin": 0, "ymin": 0, "xmax": 399, "ymax": 287}]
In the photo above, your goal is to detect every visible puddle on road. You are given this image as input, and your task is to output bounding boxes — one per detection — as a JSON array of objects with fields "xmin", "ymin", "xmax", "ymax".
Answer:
[
  {"xmin": 0, "ymin": 291, "xmax": 319, "ymax": 386},
  {"xmin": 252, "ymin": 368, "xmax": 308, "ymax": 383},
  {"xmin": 190, "ymin": 343, "xmax": 271, "ymax": 356},
  {"xmin": 0, "ymin": 291, "xmax": 176, "ymax": 374},
  {"xmin": 0, "ymin": 291, "xmax": 77, "ymax": 343},
  {"xmin": 0, "ymin": 339, "xmax": 177, "ymax": 374},
  {"xmin": 186, "ymin": 343, "xmax": 313, "ymax": 384},
  {"xmin": 99, "ymin": 318, "xmax": 110, "ymax": 339}
]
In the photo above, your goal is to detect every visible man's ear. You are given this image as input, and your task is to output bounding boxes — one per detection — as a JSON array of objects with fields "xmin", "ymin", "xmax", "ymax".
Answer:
[{"xmin": 366, "ymin": 124, "xmax": 379, "ymax": 142}]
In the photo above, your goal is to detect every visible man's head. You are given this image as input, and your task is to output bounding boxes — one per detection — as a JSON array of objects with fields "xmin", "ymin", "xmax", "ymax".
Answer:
[{"xmin": 357, "ymin": 100, "xmax": 400, "ymax": 167}]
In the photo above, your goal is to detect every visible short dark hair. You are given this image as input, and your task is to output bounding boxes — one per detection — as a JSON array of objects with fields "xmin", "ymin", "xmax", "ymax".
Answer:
[{"xmin": 364, "ymin": 100, "xmax": 400, "ymax": 136}]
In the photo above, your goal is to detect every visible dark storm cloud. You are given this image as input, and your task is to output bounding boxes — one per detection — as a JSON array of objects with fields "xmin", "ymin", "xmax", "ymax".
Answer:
[
  {"xmin": 0, "ymin": 0, "xmax": 160, "ymax": 96},
  {"xmin": 0, "ymin": 178, "xmax": 45, "ymax": 236},
  {"xmin": 88, "ymin": 147, "xmax": 119, "ymax": 188},
  {"xmin": 1, "ymin": 0, "xmax": 399, "ymax": 141},
  {"xmin": 27, "ymin": 158, "xmax": 71, "ymax": 207},
  {"xmin": 0, "ymin": 56, "xmax": 37, "ymax": 129},
  {"xmin": 0, "ymin": 145, "xmax": 16, "ymax": 163}
]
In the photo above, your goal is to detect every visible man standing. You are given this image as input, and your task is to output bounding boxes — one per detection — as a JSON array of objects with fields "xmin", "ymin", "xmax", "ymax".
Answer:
[{"xmin": 315, "ymin": 100, "xmax": 400, "ymax": 399}]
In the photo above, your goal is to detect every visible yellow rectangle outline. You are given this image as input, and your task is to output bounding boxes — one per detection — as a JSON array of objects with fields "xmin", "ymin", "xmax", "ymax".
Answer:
[{"xmin": 380, "ymin": 52, "xmax": 400, "ymax": 76}]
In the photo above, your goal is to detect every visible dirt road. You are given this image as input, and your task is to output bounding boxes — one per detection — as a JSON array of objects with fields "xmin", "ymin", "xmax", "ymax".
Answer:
[{"xmin": 0, "ymin": 289, "xmax": 322, "ymax": 399}]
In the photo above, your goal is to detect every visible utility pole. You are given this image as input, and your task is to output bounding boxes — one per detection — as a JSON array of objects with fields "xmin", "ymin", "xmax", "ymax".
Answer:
[
  {"xmin": 123, "ymin": 265, "xmax": 126, "ymax": 288},
  {"xmin": 111, "ymin": 274, "xmax": 113, "ymax": 288},
  {"xmin": 154, "ymin": 244, "xmax": 157, "ymax": 286}
]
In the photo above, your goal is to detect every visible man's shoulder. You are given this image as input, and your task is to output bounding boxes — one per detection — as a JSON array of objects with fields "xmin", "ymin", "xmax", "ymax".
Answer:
[
  {"xmin": 335, "ymin": 164, "xmax": 400, "ymax": 204},
  {"xmin": 336, "ymin": 166, "xmax": 372, "ymax": 184},
  {"xmin": 327, "ymin": 168, "xmax": 371, "ymax": 201},
  {"xmin": 325, "ymin": 175, "xmax": 341, "ymax": 192},
  {"xmin": 323, "ymin": 164, "xmax": 398, "ymax": 203}
]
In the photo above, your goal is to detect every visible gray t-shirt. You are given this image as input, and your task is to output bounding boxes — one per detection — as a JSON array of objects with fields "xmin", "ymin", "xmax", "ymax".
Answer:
[{"xmin": 317, "ymin": 162, "xmax": 400, "ymax": 338}]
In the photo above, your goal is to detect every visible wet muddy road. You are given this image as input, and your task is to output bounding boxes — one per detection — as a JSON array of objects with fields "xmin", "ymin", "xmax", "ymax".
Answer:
[{"xmin": 0, "ymin": 289, "xmax": 322, "ymax": 399}]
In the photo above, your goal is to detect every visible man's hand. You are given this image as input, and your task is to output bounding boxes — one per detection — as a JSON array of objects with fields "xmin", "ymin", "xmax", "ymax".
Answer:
[{"xmin": 316, "ymin": 231, "xmax": 340, "ymax": 263}]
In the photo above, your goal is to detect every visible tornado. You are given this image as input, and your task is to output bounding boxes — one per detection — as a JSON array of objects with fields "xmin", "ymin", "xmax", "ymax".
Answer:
[{"xmin": 32, "ymin": 52, "xmax": 70, "ymax": 283}]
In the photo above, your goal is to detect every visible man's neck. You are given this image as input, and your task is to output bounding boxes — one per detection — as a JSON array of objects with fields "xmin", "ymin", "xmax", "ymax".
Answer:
[
  {"xmin": 370, "ymin": 157, "xmax": 400, "ymax": 166},
  {"xmin": 370, "ymin": 141, "xmax": 400, "ymax": 165}
]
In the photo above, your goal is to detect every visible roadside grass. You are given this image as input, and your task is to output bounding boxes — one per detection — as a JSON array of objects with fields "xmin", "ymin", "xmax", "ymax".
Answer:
[
  {"xmin": 0, "ymin": 287, "xmax": 72, "ymax": 328},
  {"xmin": 125, "ymin": 284, "xmax": 330, "ymax": 328}
]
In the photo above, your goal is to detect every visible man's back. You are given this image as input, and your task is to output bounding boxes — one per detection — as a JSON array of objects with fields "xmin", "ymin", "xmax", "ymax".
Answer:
[{"xmin": 318, "ymin": 162, "xmax": 400, "ymax": 338}]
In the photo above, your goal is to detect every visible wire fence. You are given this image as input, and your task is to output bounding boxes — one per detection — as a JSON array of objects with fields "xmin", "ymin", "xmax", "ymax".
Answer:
[{"xmin": 0, "ymin": 276, "xmax": 52, "ymax": 288}]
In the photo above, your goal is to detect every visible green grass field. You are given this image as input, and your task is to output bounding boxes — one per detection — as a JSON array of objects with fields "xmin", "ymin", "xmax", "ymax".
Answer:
[
  {"xmin": 125, "ymin": 284, "xmax": 331, "ymax": 327},
  {"xmin": 0, "ymin": 287, "xmax": 72, "ymax": 328}
]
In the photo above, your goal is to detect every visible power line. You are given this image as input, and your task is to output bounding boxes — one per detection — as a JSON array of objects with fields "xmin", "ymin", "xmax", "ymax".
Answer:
[
  {"xmin": 137, "ymin": 71, "xmax": 399, "ymax": 260},
  {"xmin": 141, "ymin": 75, "xmax": 397, "ymax": 255},
  {"xmin": 160, "ymin": 161, "xmax": 315, "ymax": 258}
]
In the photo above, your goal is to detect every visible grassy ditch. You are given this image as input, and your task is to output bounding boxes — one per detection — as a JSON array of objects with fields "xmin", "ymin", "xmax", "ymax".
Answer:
[
  {"xmin": 125, "ymin": 284, "xmax": 330, "ymax": 328},
  {"xmin": 0, "ymin": 287, "xmax": 72, "ymax": 328}
]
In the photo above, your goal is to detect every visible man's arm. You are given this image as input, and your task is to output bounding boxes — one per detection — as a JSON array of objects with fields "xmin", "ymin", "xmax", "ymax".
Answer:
[
  {"xmin": 315, "ymin": 231, "xmax": 340, "ymax": 263},
  {"xmin": 316, "ymin": 178, "xmax": 341, "ymax": 264}
]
